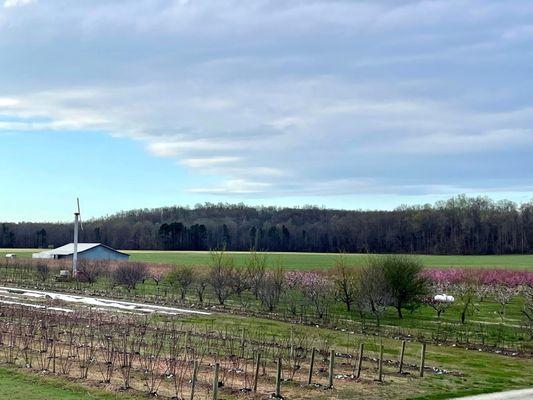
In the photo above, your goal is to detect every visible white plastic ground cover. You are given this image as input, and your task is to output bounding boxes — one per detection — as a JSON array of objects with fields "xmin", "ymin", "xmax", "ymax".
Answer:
[
  {"xmin": 0, "ymin": 299, "xmax": 74, "ymax": 313},
  {"xmin": 0, "ymin": 286, "xmax": 211, "ymax": 316}
]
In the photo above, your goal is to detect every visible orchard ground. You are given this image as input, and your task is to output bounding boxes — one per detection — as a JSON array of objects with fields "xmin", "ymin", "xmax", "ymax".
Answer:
[
  {"xmin": 0, "ymin": 248, "xmax": 531, "ymax": 399},
  {"xmin": 2, "ymin": 248, "xmax": 533, "ymax": 269}
]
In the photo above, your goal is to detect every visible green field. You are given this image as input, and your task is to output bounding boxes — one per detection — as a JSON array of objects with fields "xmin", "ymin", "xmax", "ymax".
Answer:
[
  {"xmin": 0, "ymin": 366, "xmax": 139, "ymax": 400},
  {"xmin": 127, "ymin": 251, "xmax": 533, "ymax": 269},
  {"xmin": 3, "ymin": 248, "xmax": 533, "ymax": 269}
]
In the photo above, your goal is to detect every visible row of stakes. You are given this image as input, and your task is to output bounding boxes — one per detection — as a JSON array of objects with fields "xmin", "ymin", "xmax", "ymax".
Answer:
[{"xmin": 203, "ymin": 340, "xmax": 427, "ymax": 399}]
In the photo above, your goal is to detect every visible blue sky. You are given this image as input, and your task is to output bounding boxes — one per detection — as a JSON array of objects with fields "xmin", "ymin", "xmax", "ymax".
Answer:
[{"xmin": 1, "ymin": 0, "xmax": 533, "ymax": 222}]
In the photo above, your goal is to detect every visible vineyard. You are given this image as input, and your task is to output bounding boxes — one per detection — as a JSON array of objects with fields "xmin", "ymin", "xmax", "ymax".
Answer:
[{"xmin": 0, "ymin": 303, "xmax": 439, "ymax": 399}]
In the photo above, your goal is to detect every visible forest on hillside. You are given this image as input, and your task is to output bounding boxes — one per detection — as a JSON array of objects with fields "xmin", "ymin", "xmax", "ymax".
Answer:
[{"xmin": 2, "ymin": 195, "xmax": 533, "ymax": 255}]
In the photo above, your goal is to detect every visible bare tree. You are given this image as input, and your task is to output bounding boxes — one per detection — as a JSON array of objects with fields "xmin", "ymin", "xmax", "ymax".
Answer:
[
  {"xmin": 36, "ymin": 262, "xmax": 50, "ymax": 282},
  {"xmin": 112, "ymin": 263, "xmax": 148, "ymax": 291},
  {"xmin": 192, "ymin": 268, "xmax": 210, "ymax": 303},
  {"xmin": 454, "ymin": 281, "xmax": 478, "ymax": 324},
  {"xmin": 230, "ymin": 267, "xmax": 251, "ymax": 306},
  {"xmin": 332, "ymin": 256, "xmax": 359, "ymax": 312},
  {"xmin": 209, "ymin": 250, "xmax": 234, "ymax": 305},
  {"xmin": 425, "ymin": 296, "xmax": 452, "ymax": 319},
  {"xmin": 77, "ymin": 260, "xmax": 104, "ymax": 284},
  {"xmin": 360, "ymin": 257, "xmax": 392, "ymax": 328},
  {"xmin": 245, "ymin": 251, "xmax": 267, "ymax": 298},
  {"xmin": 492, "ymin": 284, "xmax": 521, "ymax": 323},
  {"xmin": 522, "ymin": 286, "xmax": 533, "ymax": 337},
  {"xmin": 257, "ymin": 267, "xmax": 285, "ymax": 312}
]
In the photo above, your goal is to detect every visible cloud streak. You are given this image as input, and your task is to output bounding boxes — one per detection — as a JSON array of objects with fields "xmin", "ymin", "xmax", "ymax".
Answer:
[
  {"xmin": 1, "ymin": 1, "xmax": 533, "ymax": 198},
  {"xmin": 3, "ymin": 0, "xmax": 35, "ymax": 8}
]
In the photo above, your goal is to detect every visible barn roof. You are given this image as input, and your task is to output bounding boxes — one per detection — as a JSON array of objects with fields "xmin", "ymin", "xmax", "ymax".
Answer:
[{"xmin": 33, "ymin": 243, "xmax": 129, "ymax": 257}]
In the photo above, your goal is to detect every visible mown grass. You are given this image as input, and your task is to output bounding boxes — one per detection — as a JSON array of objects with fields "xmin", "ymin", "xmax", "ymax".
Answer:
[
  {"xmin": 128, "ymin": 251, "xmax": 533, "ymax": 269},
  {"xmin": 0, "ymin": 365, "xmax": 141, "ymax": 400},
  {"xmin": 3, "ymin": 248, "xmax": 533, "ymax": 269}
]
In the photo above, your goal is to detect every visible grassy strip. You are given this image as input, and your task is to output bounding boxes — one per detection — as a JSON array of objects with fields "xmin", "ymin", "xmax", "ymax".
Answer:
[
  {"xmin": 0, "ymin": 365, "xmax": 141, "ymax": 400},
  {"xmin": 128, "ymin": 251, "xmax": 533, "ymax": 269},
  {"xmin": 3, "ymin": 249, "xmax": 533, "ymax": 269}
]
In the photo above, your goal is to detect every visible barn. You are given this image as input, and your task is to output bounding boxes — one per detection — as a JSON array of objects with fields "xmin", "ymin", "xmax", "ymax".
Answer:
[{"xmin": 32, "ymin": 243, "xmax": 129, "ymax": 261}]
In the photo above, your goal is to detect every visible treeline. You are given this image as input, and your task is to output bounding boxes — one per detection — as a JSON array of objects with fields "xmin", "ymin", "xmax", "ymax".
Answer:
[{"xmin": 3, "ymin": 195, "xmax": 533, "ymax": 254}]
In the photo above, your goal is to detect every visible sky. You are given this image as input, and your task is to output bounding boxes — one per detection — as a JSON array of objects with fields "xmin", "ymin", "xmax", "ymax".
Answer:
[{"xmin": 1, "ymin": 0, "xmax": 533, "ymax": 222}]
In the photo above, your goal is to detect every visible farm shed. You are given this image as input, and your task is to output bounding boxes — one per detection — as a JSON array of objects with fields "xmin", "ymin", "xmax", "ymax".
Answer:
[{"xmin": 32, "ymin": 243, "xmax": 129, "ymax": 261}]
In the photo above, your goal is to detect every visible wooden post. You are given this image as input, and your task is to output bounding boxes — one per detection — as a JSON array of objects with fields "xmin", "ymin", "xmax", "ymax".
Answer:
[
  {"xmin": 190, "ymin": 360, "xmax": 198, "ymax": 400},
  {"xmin": 307, "ymin": 348, "xmax": 315, "ymax": 385},
  {"xmin": 184, "ymin": 331, "xmax": 190, "ymax": 361},
  {"xmin": 356, "ymin": 343, "xmax": 364, "ymax": 379},
  {"xmin": 240, "ymin": 328, "xmax": 245, "ymax": 358},
  {"xmin": 399, "ymin": 340, "xmax": 406, "ymax": 373},
  {"xmin": 212, "ymin": 362, "xmax": 220, "ymax": 400},
  {"xmin": 52, "ymin": 337, "xmax": 56, "ymax": 374},
  {"xmin": 289, "ymin": 344, "xmax": 294, "ymax": 364},
  {"xmin": 253, "ymin": 352, "xmax": 261, "ymax": 393},
  {"xmin": 275, "ymin": 357, "xmax": 282, "ymax": 398},
  {"xmin": 419, "ymin": 343, "xmax": 426, "ymax": 378},
  {"xmin": 378, "ymin": 344, "xmax": 384, "ymax": 382},
  {"xmin": 327, "ymin": 349, "xmax": 335, "ymax": 389}
]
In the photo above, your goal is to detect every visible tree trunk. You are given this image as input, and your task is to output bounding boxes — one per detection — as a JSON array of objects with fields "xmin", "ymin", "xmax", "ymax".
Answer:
[{"xmin": 397, "ymin": 304, "xmax": 403, "ymax": 319}]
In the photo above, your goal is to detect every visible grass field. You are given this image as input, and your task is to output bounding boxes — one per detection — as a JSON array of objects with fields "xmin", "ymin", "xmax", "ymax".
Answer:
[
  {"xmin": 0, "ymin": 366, "xmax": 139, "ymax": 400},
  {"xmin": 127, "ymin": 251, "xmax": 533, "ymax": 269},
  {"xmin": 3, "ymin": 248, "xmax": 533, "ymax": 269}
]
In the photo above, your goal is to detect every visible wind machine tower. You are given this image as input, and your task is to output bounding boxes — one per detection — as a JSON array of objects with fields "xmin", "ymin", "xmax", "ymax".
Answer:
[{"xmin": 72, "ymin": 198, "xmax": 83, "ymax": 276}]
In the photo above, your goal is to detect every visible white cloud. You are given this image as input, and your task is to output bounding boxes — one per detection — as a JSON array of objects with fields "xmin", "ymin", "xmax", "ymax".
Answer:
[
  {"xmin": 181, "ymin": 156, "xmax": 241, "ymax": 168},
  {"xmin": 1, "ymin": 1, "xmax": 533, "ymax": 197},
  {"xmin": 3, "ymin": 0, "xmax": 35, "ymax": 8},
  {"xmin": 187, "ymin": 179, "xmax": 272, "ymax": 195},
  {"xmin": 0, "ymin": 97, "xmax": 19, "ymax": 107}
]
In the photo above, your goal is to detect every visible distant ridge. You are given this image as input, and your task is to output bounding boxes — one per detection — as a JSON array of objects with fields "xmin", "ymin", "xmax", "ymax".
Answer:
[{"xmin": 2, "ymin": 195, "xmax": 533, "ymax": 255}]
